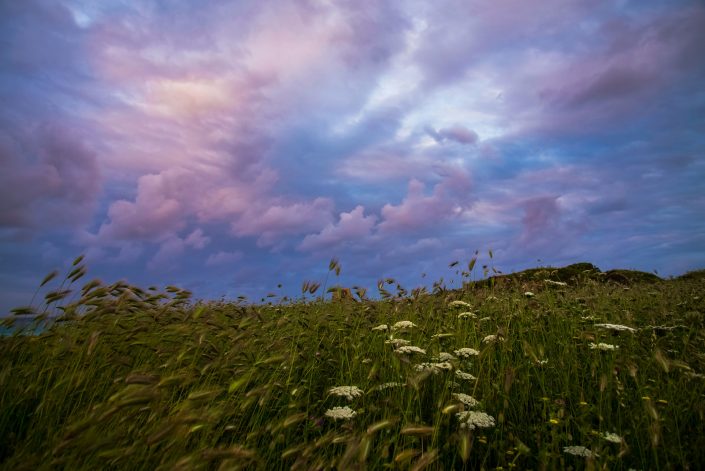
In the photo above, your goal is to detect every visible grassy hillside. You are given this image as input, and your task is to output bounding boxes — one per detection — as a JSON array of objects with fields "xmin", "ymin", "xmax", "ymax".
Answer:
[{"xmin": 1, "ymin": 262, "xmax": 704, "ymax": 470}]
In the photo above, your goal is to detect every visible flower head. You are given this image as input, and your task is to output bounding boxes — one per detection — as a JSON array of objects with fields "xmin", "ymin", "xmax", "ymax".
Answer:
[
  {"xmin": 589, "ymin": 342, "xmax": 619, "ymax": 351},
  {"xmin": 449, "ymin": 300, "xmax": 472, "ymax": 308},
  {"xmin": 456, "ymin": 411, "xmax": 495, "ymax": 430},
  {"xmin": 325, "ymin": 406, "xmax": 356, "ymax": 420},
  {"xmin": 458, "ymin": 311, "xmax": 477, "ymax": 319},
  {"xmin": 392, "ymin": 321, "xmax": 417, "ymax": 331},
  {"xmin": 601, "ymin": 432, "xmax": 622, "ymax": 443},
  {"xmin": 482, "ymin": 334, "xmax": 504, "ymax": 344},
  {"xmin": 414, "ymin": 362, "xmax": 453, "ymax": 374},
  {"xmin": 385, "ymin": 338, "xmax": 411, "ymax": 348},
  {"xmin": 453, "ymin": 393, "xmax": 479, "ymax": 407},
  {"xmin": 563, "ymin": 445, "xmax": 598, "ymax": 458},
  {"xmin": 455, "ymin": 370, "xmax": 477, "ymax": 381},
  {"xmin": 371, "ymin": 324, "xmax": 388, "ymax": 331},
  {"xmin": 434, "ymin": 352, "xmax": 456, "ymax": 361},
  {"xmin": 328, "ymin": 386, "xmax": 364, "ymax": 401},
  {"xmin": 454, "ymin": 347, "xmax": 480, "ymax": 358},
  {"xmin": 594, "ymin": 323, "xmax": 637, "ymax": 333},
  {"xmin": 524, "ymin": 291, "xmax": 535, "ymax": 298},
  {"xmin": 395, "ymin": 345, "xmax": 426, "ymax": 355}
]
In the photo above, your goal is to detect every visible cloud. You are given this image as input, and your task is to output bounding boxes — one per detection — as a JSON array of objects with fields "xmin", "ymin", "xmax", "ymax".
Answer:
[
  {"xmin": 205, "ymin": 250, "xmax": 243, "ymax": 267},
  {"xmin": 427, "ymin": 125, "xmax": 478, "ymax": 145},
  {"xmin": 0, "ymin": 123, "xmax": 101, "ymax": 231},
  {"xmin": 299, "ymin": 205, "xmax": 377, "ymax": 252}
]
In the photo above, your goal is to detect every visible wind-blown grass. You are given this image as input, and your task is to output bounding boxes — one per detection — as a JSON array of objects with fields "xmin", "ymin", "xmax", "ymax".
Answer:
[{"xmin": 1, "ymin": 262, "xmax": 704, "ymax": 470}]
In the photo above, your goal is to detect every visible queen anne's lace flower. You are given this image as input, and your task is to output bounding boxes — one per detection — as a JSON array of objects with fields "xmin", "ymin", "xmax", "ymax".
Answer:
[
  {"xmin": 545, "ymin": 279, "xmax": 568, "ymax": 286},
  {"xmin": 456, "ymin": 411, "xmax": 495, "ymax": 430},
  {"xmin": 373, "ymin": 382, "xmax": 404, "ymax": 391},
  {"xmin": 483, "ymin": 334, "xmax": 504, "ymax": 344},
  {"xmin": 385, "ymin": 338, "xmax": 411, "ymax": 347},
  {"xmin": 325, "ymin": 406, "xmax": 356, "ymax": 420},
  {"xmin": 458, "ymin": 311, "xmax": 477, "ymax": 319},
  {"xmin": 589, "ymin": 342, "xmax": 619, "ymax": 351},
  {"xmin": 328, "ymin": 386, "xmax": 364, "ymax": 401},
  {"xmin": 454, "ymin": 347, "xmax": 480, "ymax": 358},
  {"xmin": 371, "ymin": 324, "xmax": 388, "ymax": 331},
  {"xmin": 453, "ymin": 393, "xmax": 479, "ymax": 407},
  {"xmin": 455, "ymin": 370, "xmax": 477, "ymax": 381},
  {"xmin": 395, "ymin": 346, "xmax": 426, "ymax": 355},
  {"xmin": 563, "ymin": 445, "xmax": 598, "ymax": 458},
  {"xmin": 434, "ymin": 352, "xmax": 456, "ymax": 361},
  {"xmin": 449, "ymin": 300, "xmax": 472, "ymax": 308},
  {"xmin": 392, "ymin": 321, "xmax": 417, "ymax": 331},
  {"xmin": 601, "ymin": 432, "xmax": 622, "ymax": 443},
  {"xmin": 414, "ymin": 362, "xmax": 452, "ymax": 374},
  {"xmin": 595, "ymin": 323, "xmax": 637, "ymax": 333},
  {"xmin": 524, "ymin": 291, "xmax": 535, "ymax": 297}
]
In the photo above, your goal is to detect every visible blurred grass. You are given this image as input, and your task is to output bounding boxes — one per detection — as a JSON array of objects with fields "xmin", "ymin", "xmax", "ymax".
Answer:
[{"xmin": 1, "ymin": 261, "xmax": 704, "ymax": 470}]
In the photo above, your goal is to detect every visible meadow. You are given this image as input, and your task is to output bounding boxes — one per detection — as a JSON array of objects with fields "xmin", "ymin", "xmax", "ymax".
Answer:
[{"xmin": 1, "ymin": 257, "xmax": 704, "ymax": 470}]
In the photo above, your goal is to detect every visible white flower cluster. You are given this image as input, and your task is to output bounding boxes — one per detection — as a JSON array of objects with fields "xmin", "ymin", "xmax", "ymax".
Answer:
[
  {"xmin": 392, "ymin": 321, "xmax": 417, "ymax": 331},
  {"xmin": 449, "ymin": 300, "xmax": 472, "ymax": 308},
  {"xmin": 589, "ymin": 342, "xmax": 619, "ymax": 351},
  {"xmin": 482, "ymin": 334, "xmax": 504, "ymax": 344},
  {"xmin": 373, "ymin": 382, "xmax": 404, "ymax": 391},
  {"xmin": 601, "ymin": 432, "xmax": 622, "ymax": 443},
  {"xmin": 385, "ymin": 338, "xmax": 411, "ymax": 348},
  {"xmin": 595, "ymin": 323, "xmax": 637, "ymax": 333},
  {"xmin": 456, "ymin": 411, "xmax": 495, "ymax": 430},
  {"xmin": 371, "ymin": 324, "xmax": 388, "ymax": 331},
  {"xmin": 524, "ymin": 291, "xmax": 535, "ymax": 298},
  {"xmin": 433, "ymin": 352, "xmax": 456, "ymax": 362},
  {"xmin": 563, "ymin": 445, "xmax": 598, "ymax": 458},
  {"xmin": 454, "ymin": 347, "xmax": 480, "ymax": 358},
  {"xmin": 458, "ymin": 311, "xmax": 477, "ymax": 319},
  {"xmin": 325, "ymin": 406, "xmax": 356, "ymax": 420},
  {"xmin": 545, "ymin": 279, "xmax": 568, "ymax": 286},
  {"xmin": 328, "ymin": 386, "xmax": 364, "ymax": 401},
  {"xmin": 395, "ymin": 345, "xmax": 426, "ymax": 355},
  {"xmin": 453, "ymin": 393, "xmax": 479, "ymax": 407},
  {"xmin": 455, "ymin": 370, "xmax": 477, "ymax": 381},
  {"xmin": 414, "ymin": 362, "xmax": 453, "ymax": 374}
]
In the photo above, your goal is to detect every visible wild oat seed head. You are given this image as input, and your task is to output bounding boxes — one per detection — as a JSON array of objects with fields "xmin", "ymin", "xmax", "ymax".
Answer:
[
  {"xmin": 392, "ymin": 321, "xmax": 417, "ymax": 331},
  {"xmin": 395, "ymin": 346, "xmax": 426, "ymax": 355},
  {"xmin": 372, "ymin": 324, "xmax": 389, "ymax": 331},
  {"xmin": 325, "ymin": 406, "xmax": 357, "ymax": 420},
  {"xmin": 456, "ymin": 411, "xmax": 495, "ymax": 430},
  {"xmin": 602, "ymin": 432, "xmax": 622, "ymax": 443},
  {"xmin": 449, "ymin": 300, "xmax": 472, "ymax": 308},
  {"xmin": 328, "ymin": 386, "xmax": 364, "ymax": 401},
  {"xmin": 589, "ymin": 342, "xmax": 619, "ymax": 351},
  {"xmin": 455, "ymin": 370, "xmax": 477, "ymax": 381},
  {"xmin": 458, "ymin": 311, "xmax": 477, "ymax": 319},
  {"xmin": 563, "ymin": 445, "xmax": 598, "ymax": 458},
  {"xmin": 453, "ymin": 393, "xmax": 480, "ymax": 407},
  {"xmin": 595, "ymin": 323, "xmax": 637, "ymax": 333},
  {"xmin": 454, "ymin": 348, "xmax": 480, "ymax": 358}
]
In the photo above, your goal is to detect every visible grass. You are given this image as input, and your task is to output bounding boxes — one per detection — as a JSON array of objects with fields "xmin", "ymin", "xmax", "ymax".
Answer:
[{"xmin": 1, "ymin": 259, "xmax": 704, "ymax": 470}]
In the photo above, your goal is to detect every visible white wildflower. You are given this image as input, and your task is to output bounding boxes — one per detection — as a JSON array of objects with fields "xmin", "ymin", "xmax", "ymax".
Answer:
[
  {"xmin": 453, "ymin": 393, "xmax": 480, "ymax": 407},
  {"xmin": 595, "ymin": 323, "xmax": 637, "ymax": 333},
  {"xmin": 545, "ymin": 279, "xmax": 568, "ymax": 286},
  {"xmin": 362, "ymin": 358, "xmax": 372, "ymax": 364},
  {"xmin": 431, "ymin": 333, "xmax": 454, "ymax": 340},
  {"xmin": 479, "ymin": 317, "xmax": 491, "ymax": 322},
  {"xmin": 449, "ymin": 300, "xmax": 472, "ymax": 308},
  {"xmin": 385, "ymin": 338, "xmax": 411, "ymax": 348},
  {"xmin": 455, "ymin": 370, "xmax": 477, "ymax": 381},
  {"xmin": 392, "ymin": 321, "xmax": 417, "ymax": 331},
  {"xmin": 483, "ymin": 334, "xmax": 504, "ymax": 344},
  {"xmin": 373, "ymin": 382, "xmax": 404, "ymax": 391},
  {"xmin": 456, "ymin": 411, "xmax": 495, "ymax": 430},
  {"xmin": 454, "ymin": 347, "xmax": 480, "ymax": 358},
  {"xmin": 524, "ymin": 291, "xmax": 535, "ymax": 297},
  {"xmin": 371, "ymin": 324, "xmax": 388, "ymax": 331},
  {"xmin": 458, "ymin": 311, "xmax": 477, "ymax": 319},
  {"xmin": 536, "ymin": 359, "xmax": 549, "ymax": 366},
  {"xmin": 328, "ymin": 386, "xmax": 364, "ymax": 401},
  {"xmin": 602, "ymin": 432, "xmax": 622, "ymax": 443},
  {"xmin": 434, "ymin": 352, "xmax": 456, "ymax": 362},
  {"xmin": 395, "ymin": 346, "xmax": 426, "ymax": 355},
  {"xmin": 563, "ymin": 445, "xmax": 598, "ymax": 458},
  {"xmin": 589, "ymin": 342, "xmax": 619, "ymax": 351},
  {"xmin": 325, "ymin": 406, "xmax": 356, "ymax": 420},
  {"xmin": 486, "ymin": 295, "xmax": 498, "ymax": 301},
  {"xmin": 414, "ymin": 362, "xmax": 452, "ymax": 374}
]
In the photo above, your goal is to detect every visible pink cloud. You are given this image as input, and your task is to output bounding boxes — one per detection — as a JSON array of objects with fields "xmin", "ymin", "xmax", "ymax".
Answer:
[
  {"xmin": 205, "ymin": 250, "xmax": 243, "ymax": 267},
  {"xmin": 299, "ymin": 205, "xmax": 377, "ymax": 251}
]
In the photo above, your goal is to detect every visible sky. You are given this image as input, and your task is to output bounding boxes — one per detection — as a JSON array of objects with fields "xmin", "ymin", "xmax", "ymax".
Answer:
[{"xmin": 1, "ymin": 0, "xmax": 704, "ymax": 312}]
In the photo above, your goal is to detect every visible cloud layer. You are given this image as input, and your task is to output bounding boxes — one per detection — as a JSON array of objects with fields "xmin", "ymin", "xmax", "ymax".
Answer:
[{"xmin": 1, "ymin": 0, "xmax": 704, "ymax": 312}]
